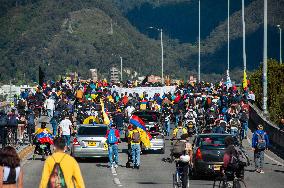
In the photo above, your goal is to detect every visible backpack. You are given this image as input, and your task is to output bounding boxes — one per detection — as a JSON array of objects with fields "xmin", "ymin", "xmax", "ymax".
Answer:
[
  {"xmin": 172, "ymin": 141, "xmax": 186, "ymax": 157},
  {"xmin": 0, "ymin": 116, "xmax": 8, "ymax": 127},
  {"xmin": 256, "ymin": 133, "xmax": 266, "ymax": 150},
  {"xmin": 230, "ymin": 118, "xmax": 239, "ymax": 128},
  {"xmin": 132, "ymin": 131, "xmax": 140, "ymax": 143},
  {"xmin": 27, "ymin": 114, "xmax": 35, "ymax": 126},
  {"xmin": 176, "ymin": 128, "xmax": 184, "ymax": 139},
  {"xmin": 48, "ymin": 155, "xmax": 67, "ymax": 188},
  {"xmin": 108, "ymin": 129, "xmax": 118, "ymax": 144},
  {"xmin": 228, "ymin": 146, "xmax": 249, "ymax": 170},
  {"xmin": 8, "ymin": 116, "xmax": 18, "ymax": 126},
  {"xmin": 240, "ymin": 112, "xmax": 248, "ymax": 123}
]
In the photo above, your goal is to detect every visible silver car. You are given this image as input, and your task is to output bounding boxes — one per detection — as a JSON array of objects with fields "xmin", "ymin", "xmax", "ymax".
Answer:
[{"xmin": 71, "ymin": 124, "xmax": 109, "ymax": 159}]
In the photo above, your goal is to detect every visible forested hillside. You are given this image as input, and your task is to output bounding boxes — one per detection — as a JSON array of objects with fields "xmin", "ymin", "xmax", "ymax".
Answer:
[{"xmin": 0, "ymin": 0, "xmax": 283, "ymax": 83}]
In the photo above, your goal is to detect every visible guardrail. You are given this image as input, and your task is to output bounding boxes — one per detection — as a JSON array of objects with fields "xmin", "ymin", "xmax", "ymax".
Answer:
[{"xmin": 249, "ymin": 103, "xmax": 284, "ymax": 154}]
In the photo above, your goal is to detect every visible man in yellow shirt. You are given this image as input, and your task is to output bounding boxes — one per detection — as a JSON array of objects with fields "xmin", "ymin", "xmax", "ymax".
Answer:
[
  {"xmin": 128, "ymin": 126, "xmax": 141, "ymax": 169},
  {"xmin": 39, "ymin": 137, "xmax": 85, "ymax": 188},
  {"xmin": 172, "ymin": 121, "xmax": 188, "ymax": 140}
]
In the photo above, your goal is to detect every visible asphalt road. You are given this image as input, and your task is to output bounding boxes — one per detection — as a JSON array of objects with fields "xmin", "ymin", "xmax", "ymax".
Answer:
[{"xmin": 23, "ymin": 125, "xmax": 284, "ymax": 188}]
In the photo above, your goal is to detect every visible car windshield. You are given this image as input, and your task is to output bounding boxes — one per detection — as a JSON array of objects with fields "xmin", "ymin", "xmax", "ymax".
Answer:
[
  {"xmin": 133, "ymin": 112, "xmax": 160, "ymax": 122},
  {"xmin": 198, "ymin": 135, "xmax": 228, "ymax": 148},
  {"xmin": 78, "ymin": 126, "xmax": 107, "ymax": 136}
]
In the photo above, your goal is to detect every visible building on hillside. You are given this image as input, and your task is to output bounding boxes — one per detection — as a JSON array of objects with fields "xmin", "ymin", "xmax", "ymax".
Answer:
[
  {"xmin": 89, "ymin": 69, "xmax": 98, "ymax": 81},
  {"xmin": 147, "ymin": 75, "xmax": 161, "ymax": 83},
  {"xmin": 110, "ymin": 67, "xmax": 120, "ymax": 83},
  {"xmin": 188, "ymin": 75, "xmax": 197, "ymax": 83}
]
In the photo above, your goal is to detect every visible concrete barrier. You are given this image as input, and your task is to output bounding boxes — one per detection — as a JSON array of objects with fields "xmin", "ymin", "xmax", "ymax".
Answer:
[{"xmin": 249, "ymin": 103, "xmax": 284, "ymax": 152}]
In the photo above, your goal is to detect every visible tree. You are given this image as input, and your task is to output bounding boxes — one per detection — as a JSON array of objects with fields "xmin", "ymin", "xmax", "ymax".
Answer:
[{"xmin": 249, "ymin": 59, "xmax": 284, "ymax": 124}]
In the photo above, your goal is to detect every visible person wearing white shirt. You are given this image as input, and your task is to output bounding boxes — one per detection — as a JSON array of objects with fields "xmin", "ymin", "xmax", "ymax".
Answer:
[
  {"xmin": 59, "ymin": 116, "xmax": 72, "ymax": 150},
  {"xmin": 126, "ymin": 105, "xmax": 135, "ymax": 119},
  {"xmin": 44, "ymin": 97, "xmax": 55, "ymax": 118}
]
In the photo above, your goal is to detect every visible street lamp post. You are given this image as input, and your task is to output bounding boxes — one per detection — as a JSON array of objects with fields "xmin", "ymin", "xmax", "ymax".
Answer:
[
  {"xmin": 263, "ymin": 0, "xmax": 268, "ymax": 115},
  {"xmin": 242, "ymin": 0, "xmax": 247, "ymax": 72},
  {"xmin": 227, "ymin": 0, "xmax": 230, "ymax": 74},
  {"xmin": 149, "ymin": 27, "xmax": 164, "ymax": 85},
  {"xmin": 120, "ymin": 56, "xmax": 123, "ymax": 81},
  {"xmin": 198, "ymin": 0, "xmax": 201, "ymax": 83},
  {"xmin": 277, "ymin": 25, "xmax": 282, "ymax": 64}
]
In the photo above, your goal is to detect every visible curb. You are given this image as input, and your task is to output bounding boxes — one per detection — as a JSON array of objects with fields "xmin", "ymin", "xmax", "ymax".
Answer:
[{"xmin": 18, "ymin": 145, "xmax": 35, "ymax": 160}]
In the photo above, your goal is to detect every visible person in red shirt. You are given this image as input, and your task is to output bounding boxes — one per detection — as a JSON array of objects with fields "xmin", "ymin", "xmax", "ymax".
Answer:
[{"xmin": 105, "ymin": 124, "xmax": 120, "ymax": 168}]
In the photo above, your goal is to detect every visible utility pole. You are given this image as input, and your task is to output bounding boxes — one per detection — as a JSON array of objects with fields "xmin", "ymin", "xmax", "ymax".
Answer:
[
  {"xmin": 263, "ymin": 0, "xmax": 268, "ymax": 114},
  {"xmin": 242, "ymin": 0, "xmax": 247, "ymax": 72},
  {"xmin": 160, "ymin": 29, "xmax": 164, "ymax": 85},
  {"xmin": 227, "ymin": 0, "xmax": 230, "ymax": 74},
  {"xmin": 198, "ymin": 0, "xmax": 201, "ymax": 83},
  {"xmin": 148, "ymin": 26, "xmax": 164, "ymax": 84},
  {"xmin": 277, "ymin": 25, "xmax": 282, "ymax": 64},
  {"xmin": 120, "ymin": 56, "xmax": 123, "ymax": 81}
]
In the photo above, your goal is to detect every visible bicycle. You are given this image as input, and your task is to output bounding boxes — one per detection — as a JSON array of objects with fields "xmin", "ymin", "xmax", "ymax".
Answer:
[
  {"xmin": 173, "ymin": 159, "xmax": 189, "ymax": 188},
  {"xmin": 213, "ymin": 170, "xmax": 247, "ymax": 188}
]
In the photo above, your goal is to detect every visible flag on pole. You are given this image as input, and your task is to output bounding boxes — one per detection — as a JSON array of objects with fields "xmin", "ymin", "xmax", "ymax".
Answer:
[
  {"xmin": 243, "ymin": 70, "xmax": 248, "ymax": 89},
  {"xmin": 130, "ymin": 115, "xmax": 152, "ymax": 148}
]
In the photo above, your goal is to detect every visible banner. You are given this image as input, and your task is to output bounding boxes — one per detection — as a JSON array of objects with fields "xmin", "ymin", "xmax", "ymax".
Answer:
[{"xmin": 111, "ymin": 86, "xmax": 176, "ymax": 98}]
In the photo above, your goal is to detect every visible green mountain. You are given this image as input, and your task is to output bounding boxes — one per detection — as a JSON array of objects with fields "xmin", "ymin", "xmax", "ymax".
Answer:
[
  {"xmin": 0, "ymin": 0, "xmax": 283, "ymax": 83},
  {"xmin": 0, "ymin": 0, "xmax": 187, "ymax": 83}
]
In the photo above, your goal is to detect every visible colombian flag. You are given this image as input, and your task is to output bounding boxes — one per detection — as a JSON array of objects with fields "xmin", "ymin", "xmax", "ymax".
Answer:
[
  {"xmin": 130, "ymin": 115, "xmax": 152, "ymax": 148},
  {"xmin": 243, "ymin": 70, "xmax": 248, "ymax": 89}
]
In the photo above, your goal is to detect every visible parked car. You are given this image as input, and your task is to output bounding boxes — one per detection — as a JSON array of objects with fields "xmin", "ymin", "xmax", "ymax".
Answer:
[
  {"xmin": 71, "ymin": 124, "xmax": 109, "ymax": 159},
  {"xmin": 191, "ymin": 133, "xmax": 234, "ymax": 178}
]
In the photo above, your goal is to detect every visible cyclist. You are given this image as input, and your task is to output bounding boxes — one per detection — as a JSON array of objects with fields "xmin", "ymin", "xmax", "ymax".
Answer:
[
  {"xmin": 223, "ymin": 136, "xmax": 245, "ymax": 180},
  {"xmin": 172, "ymin": 121, "xmax": 187, "ymax": 140},
  {"xmin": 173, "ymin": 133, "xmax": 192, "ymax": 188}
]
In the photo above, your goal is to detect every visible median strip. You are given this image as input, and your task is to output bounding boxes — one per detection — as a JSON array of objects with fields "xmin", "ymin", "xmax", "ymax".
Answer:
[{"xmin": 18, "ymin": 145, "xmax": 35, "ymax": 160}]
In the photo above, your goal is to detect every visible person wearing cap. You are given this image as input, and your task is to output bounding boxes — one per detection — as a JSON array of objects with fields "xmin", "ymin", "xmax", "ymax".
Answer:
[{"xmin": 252, "ymin": 124, "xmax": 269, "ymax": 174}]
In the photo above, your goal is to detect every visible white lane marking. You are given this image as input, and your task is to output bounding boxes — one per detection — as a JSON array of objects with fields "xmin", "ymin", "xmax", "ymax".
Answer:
[
  {"xmin": 110, "ymin": 167, "xmax": 122, "ymax": 186},
  {"xmin": 113, "ymin": 177, "xmax": 123, "ymax": 187},
  {"xmin": 246, "ymin": 137, "xmax": 284, "ymax": 166},
  {"xmin": 111, "ymin": 167, "xmax": 117, "ymax": 176}
]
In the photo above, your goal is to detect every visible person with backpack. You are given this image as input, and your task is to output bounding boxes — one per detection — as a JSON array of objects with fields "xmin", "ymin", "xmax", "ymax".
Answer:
[
  {"xmin": 128, "ymin": 126, "xmax": 141, "ymax": 169},
  {"xmin": 7, "ymin": 110, "xmax": 18, "ymax": 144},
  {"xmin": 0, "ymin": 146, "xmax": 23, "ymax": 188},
  {"xmin": 0, "ymin": 111, "xmax": 8, "ymax": 147},
  {"xmin": 105, "ymin": 124, "xmax": 120, "ymax": 168},
  {"xmin": 229, "ymin": 114, "xmax": 241, "ymax": 137},
  {"xmin": 26, "ymin": 110, "xmax": 35, "ymax": 143},
  {"xmin": 172, "ymin": 121, "xmax": 187, "ymax": 140},
  {"xmin": 252, "ymin": 124, "xmax": 269, "ymax": 174},
  {"xmin": 239, "ymin": 109, "xmax": 249, "ymax": 139},
  {"xmin": 39, "ymin": 137, "xmax": 85, "ymax": 188},
  {"xmin": 223, "ymin": 136, "xmax": 249, "ymax": 180},
  {"xmin": 171, "ymin": 134, "xmax": 192, "ymax": 188}
]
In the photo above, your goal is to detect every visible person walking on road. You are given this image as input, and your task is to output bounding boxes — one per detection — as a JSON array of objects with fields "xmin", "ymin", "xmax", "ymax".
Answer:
[
  {"xmin": 44, "ymin": 96, "xmax": 55, "ymax": 118},
  {"xmin": 105, "ymin": 124, "xmax": 120, "ymax": 168},
  {"xmin": 39, "ymin": 137, "xmax": 85, "ymax": 188},
  {"xmin": 0, "ymin": 111, "xmax": 8, "ymax": 147},
  {"xmin": 59, "ymin": 115, "xmax": 72, "ymax": 150},
  {"xmin": 26, "ymin": 110, "xmax": 35, "ymax": 143},
  {"xmin": 128, "ymin": 126, "xmax": 141, "ymax": 169},
  {"xmin": 252, "ymin": 124, "xmax": 269, "ymax": 174},
  {"xmin": 0, "ymin": 146, "xmax": 23, "ymax": 188}
]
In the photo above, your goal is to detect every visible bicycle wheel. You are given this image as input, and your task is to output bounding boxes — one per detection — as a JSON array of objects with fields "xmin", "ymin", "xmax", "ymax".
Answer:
[
  {"xmin": 233, "ymin": 179, "xmax": 241, "ymax": 188},
  {"xmin": 173, "ymin": 173, "xmax": 177, "ymax": 188}
]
